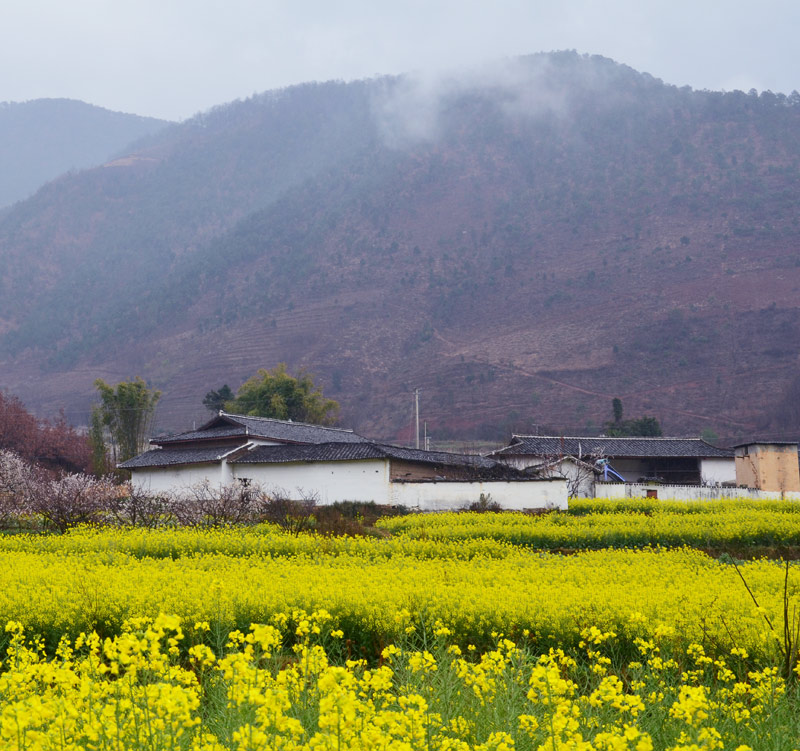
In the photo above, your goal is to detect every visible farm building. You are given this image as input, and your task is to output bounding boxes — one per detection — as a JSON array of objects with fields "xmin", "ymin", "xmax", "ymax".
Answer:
[
  {"xmin": 733, "ymin": 441, "xmax": 800, "ymax": 493},
  {"xmin": 120, "ymin": 412, "xmax": 567, "ymax": 510},
  {"xmin": 488, "ymin": 435, "xmax": 736, "ymax": 492}
]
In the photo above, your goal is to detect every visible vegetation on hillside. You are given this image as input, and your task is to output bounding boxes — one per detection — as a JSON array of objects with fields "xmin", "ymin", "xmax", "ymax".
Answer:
[{"xmin": 2, "ymin": 53, "xmax": 800, "ymax": 438}]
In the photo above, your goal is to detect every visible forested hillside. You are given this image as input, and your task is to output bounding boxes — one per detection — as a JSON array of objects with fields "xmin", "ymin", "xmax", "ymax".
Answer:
[
  {"xmin": 1, "ymin": 53, "xmax": 799, "ymax": 443},
  {"xmin": 0, "ymin": 99, "xmax": 168, "ymax": 208}
]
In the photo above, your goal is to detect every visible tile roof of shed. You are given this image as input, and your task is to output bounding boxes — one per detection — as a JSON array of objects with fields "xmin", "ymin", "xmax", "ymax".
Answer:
[
  {"xmin": 489, "ymin": 436, "xmax": 734, "ymax": 459},
  {"xmin": 153, "ymin": 412, "xmax": 370, "ymax": 446}
]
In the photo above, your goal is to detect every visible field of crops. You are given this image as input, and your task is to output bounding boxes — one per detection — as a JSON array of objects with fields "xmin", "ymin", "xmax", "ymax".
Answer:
[
  {"xmin": 3, "ymin": 499, "xmax": 800, "ymax": 750},
  {"xmin": 377, "ymin": 499, "xmax": 800, "ymax": 552}
]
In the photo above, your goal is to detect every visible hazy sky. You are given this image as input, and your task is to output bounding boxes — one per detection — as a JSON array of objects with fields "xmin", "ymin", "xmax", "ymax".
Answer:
[{"xmin": 1, "ymin": 1, "xmax": 798, "ymax": 122}]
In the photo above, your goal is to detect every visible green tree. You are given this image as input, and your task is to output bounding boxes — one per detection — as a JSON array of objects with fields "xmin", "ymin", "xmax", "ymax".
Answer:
[
  {"xmin": 604, "ymin": 399, "xmax": 662, "ymax": 437},
  {"xmin": 700, "ymin": 428, "xmax": 719, "ymax": 444},
  {"xmin": 202, "ymin": 384, "xmax": 234, "ymax": 413},
  {"xmin": 90, "ymin": 377, "xmax": 161, "ymax": 466},
  {"xmin": 626, "ymin": 416, "xmax": 663, "ymax": 437},
  {"xmin": 227, "ymin": 364, "xmax": 339, "ymax": 425},
  {"xmin": 605, "ymin": 416, "xmax": 663, "ymax": 437}
]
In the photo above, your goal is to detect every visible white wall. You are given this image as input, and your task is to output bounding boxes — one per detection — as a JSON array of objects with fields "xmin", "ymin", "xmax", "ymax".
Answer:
[
  {"xmin": 131, "ymin": 464, "xmax": 224, "ymax": 494},
  {"xmin": 232, "ymin": 459, "xmax": 392, "ymax": 504},
  {"xmin": 596, "ymin": 483, "xmax": 800, "ymax": 501},
  {"xmin": 389, "ymin": 479, "xmax": 568, "ymax": 511},
  {"xmin": 700, "ymin": 458, "xmax": 736, "ymax": 485},
  {"xmin": 131, "ymin": 459, "xmax": 568, "ymax": 510}
]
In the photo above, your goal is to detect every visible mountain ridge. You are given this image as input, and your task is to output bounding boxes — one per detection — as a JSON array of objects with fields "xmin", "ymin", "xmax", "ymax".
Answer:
[
  {"xmin": 0, "ymin": 98, "xmax": 170, "ymax": 209},
  {"xmin": 1, "ymin": 52, "xmax": 799, "ymax": 444}
]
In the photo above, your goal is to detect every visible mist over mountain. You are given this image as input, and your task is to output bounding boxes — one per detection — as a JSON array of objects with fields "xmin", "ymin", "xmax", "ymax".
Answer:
[
  {"xmin": 0, "ymin": 99, "xmax": 169, "ymax": 208},
  {"xmin": 1, "ymin": 52, "xmax": 799, "ymax": 443}
]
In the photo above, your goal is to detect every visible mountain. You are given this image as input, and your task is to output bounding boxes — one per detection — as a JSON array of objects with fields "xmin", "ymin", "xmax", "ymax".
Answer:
[
  {"xmin": 1, "ymin": 52, "xmax": 799, "ymax": 444},
  {"xmin": 0, "ymin": 99, "xmax": 169, "ymax": 208}
]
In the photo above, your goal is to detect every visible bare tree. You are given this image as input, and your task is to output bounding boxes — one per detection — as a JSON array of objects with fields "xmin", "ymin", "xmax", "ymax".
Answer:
[
  {"xmin": 173, "ymin": 479, "xmax": 262, "ymax": 528},
  {"xmin": 24, "ymin": 471, "xmax": 119, "ymax": 533},
  {"xmin": 0, "ymin": 450, "xmax": 32, "ymax": 529},
  {"xmin": 106, "ymin": 483, "xmax": 176, "ymax": 528},
  {"xmin": 533, "ymin": 455, "xmax": 600, "ymax": 498}
]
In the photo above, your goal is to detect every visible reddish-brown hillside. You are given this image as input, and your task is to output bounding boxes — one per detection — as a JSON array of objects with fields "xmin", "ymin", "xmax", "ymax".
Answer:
[{"xmin": 1, "ymin": 53, "xmax": 799, "ymax": 443}]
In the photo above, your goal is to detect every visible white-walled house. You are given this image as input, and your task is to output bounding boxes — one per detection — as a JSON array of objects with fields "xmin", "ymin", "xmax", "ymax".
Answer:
[
  {"xmin": 488, "ymin": 435, "xmax": 736, "ymax": 496},
  {"xmin": 120, "ymin": 412, "xmax": 567, "ymax": 511},
  {"xmin": 119, "ymin": 411, "xmax": 371, "ymax": 494}
]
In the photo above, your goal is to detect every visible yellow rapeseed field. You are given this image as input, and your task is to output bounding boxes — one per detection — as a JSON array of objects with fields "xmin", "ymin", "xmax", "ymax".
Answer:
[
  {"xmin": 0, "ymin": 541, "xmax": 791, "ymax": 662},
  {"xmin": 1, "ymin": 609, "xmax": 795, "ymax": 751},
  {"xmin": 376, "ymin": 501, "xmax": 800, "ymax": 549},
  {"xmin": 2, "ymin": 505, "xmax": 800, "ymax": 750}
]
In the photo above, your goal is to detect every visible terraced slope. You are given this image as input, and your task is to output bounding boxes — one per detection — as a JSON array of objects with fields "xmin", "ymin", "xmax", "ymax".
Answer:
[{"xmin": 1, "ymin": 53, "xmax": 799, "ymax": 441}]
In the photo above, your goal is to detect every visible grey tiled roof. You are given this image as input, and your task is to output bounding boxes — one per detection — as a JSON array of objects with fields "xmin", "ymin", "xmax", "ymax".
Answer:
[
  {"xmin": 118, "ymin": 446, "xmax": 244, "ymax": 469},
  {"xmin": 489, "ymin": 436, "xmax": 734, "ymax": 459},
  {"xmin": 233, "ymin": 442, "xmax": 385, "ymax": 464},
  {"xmin": 233, "ymin": 442, "xmax": 501, "ymax": 468},
  {"xmin": 154, "ymin": 425, "xmax": 250, "ymax": 443},
  {"xmin": 121, "ymin": 440, "xmax": 519, "ymax": 478},
  {"xmin": 154, "ymin": 412, "xmax": 370, "ymax": 446},
  {"xmin": 378, "ymin": 443, "xmax": 499, "ymax": 468}
]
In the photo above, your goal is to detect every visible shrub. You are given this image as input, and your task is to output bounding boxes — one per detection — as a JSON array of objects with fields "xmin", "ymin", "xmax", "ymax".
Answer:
[
  {"xmin": 467, "ymin": 492, "xmax": 502, "ymax": 512},
  {"xmin": 257, "ymin": 489, "xmax": 318, "ymax": 535}
]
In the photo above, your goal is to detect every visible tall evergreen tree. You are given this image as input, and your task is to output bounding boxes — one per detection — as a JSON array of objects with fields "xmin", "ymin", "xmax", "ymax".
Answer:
[{"xmin": 202, "ymin": 384, "xmax": 234, "ymax": 413}]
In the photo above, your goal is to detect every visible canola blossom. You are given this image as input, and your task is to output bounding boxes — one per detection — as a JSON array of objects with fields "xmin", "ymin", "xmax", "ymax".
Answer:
[
  {"xmin": 567, "ymin": 498, "xmax": 800, "ymax": 516},
  {"xmin": 0, "ymin": 524, "xmax": 516, "ymax": 561},
  {"xmin": 1, "ymin": 611, "xmax": 797, "ymax": 751},
  {"xmin": 376, "ymin": 502, "xmax": 800, "ymax": 550},
  {"xmin": 0, "ymin": 509, "xmax": 800, "ymax": 750},
  {"xmin": 0, "ymin": 543, "xmax": 794, "ymax": 664}
]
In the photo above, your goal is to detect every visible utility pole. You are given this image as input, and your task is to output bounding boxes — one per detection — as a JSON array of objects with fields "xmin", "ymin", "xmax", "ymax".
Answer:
[
  {"xmin": 424, "ymin": 420, "xmax": 428, "ymax": 451},
  {"xmin": 414, "ymin": 388, "xmax": 420, "ymax": 449}
]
